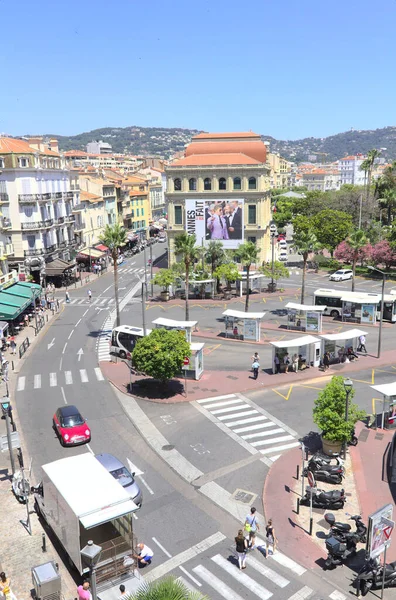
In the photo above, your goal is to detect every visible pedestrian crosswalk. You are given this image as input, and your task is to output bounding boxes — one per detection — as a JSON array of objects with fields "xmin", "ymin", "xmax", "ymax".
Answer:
[
  {"xmin": 62, "ymin": 296, "xmax": 116, "ymax": 306},
  {"xmin": 118, "ymin": 266, "xmax": 146, "ymax": 275},
  {"xmin": 194, "ymin": 393, "xmax": 300, "ymax": 461},
  {"xmin": 16, "ymin": 367, "xmax": 105, "ymax": 391}
]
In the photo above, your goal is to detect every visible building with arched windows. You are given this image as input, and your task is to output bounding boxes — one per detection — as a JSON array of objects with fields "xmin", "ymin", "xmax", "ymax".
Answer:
[{"xmin": 165, "ymin": 132, "xmax": 272, "ymax": 264}]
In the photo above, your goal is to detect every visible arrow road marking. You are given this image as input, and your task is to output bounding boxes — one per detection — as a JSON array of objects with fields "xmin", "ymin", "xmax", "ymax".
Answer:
[
  {"xmin": 47, "ymin": 338, "xmax": 55, "ymax": 350},
  {"xmin": 127, "ymin": 458, "xmax": 154, "ymax": 495},
  {"xmin": 77, "ymin": 348, "xmax": 84, "ymax": 362}
]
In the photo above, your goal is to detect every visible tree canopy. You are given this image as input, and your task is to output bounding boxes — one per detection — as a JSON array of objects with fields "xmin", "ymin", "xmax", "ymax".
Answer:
[
  {"xmin": 310, "ymin": 209, "xmax": 353, "ymax": 254},
  {"xmin": 132, "ymin": 329, "xmax": 191, "ymax": 383}
]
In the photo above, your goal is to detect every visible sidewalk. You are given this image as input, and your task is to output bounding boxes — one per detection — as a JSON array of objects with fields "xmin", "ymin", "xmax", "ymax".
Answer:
[
  {"xmin": 101, "ymin": 348, "xmax": 396, "ymax": 403},
  {"xmin": 262, "ymin": 421, "xmax": 396, "ymax": 570}
]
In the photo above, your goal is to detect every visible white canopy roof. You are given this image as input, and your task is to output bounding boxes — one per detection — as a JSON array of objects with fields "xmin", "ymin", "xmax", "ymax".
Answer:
[
  {"xmin": 223, "ymin": 309, "xmax": 266, "ymax": 320},
  {"xmin": 190, "ymin": 279, "xmax": 215, "ymax": 284},
  {"xmin": 371, "ymin": 382, "xmax": 396, "ymax": 398},
  {"xmin": 152, "ymin": 317, "xmax": 197, "ymax": 328},
  {"xmin": 240, "ymin": 274, "xmax": 265, "ymax": 281},
  {"xmin": 270, "ymin": 335, "xmax": 320, "ymax": 349},
  {"xmin": 191, "ymin": 342, "xmax": 204, "ymax": 351},
  {"xmin": 341, "ymin": 294, "xmax": 380, "ymax": 304},
  {"xmin": 285, "ymin": 302, "xmax": 327, "ymax": 312},
  {"xmin": 320, "ymin": 328, "xmax": 368, "ymax": 341}
]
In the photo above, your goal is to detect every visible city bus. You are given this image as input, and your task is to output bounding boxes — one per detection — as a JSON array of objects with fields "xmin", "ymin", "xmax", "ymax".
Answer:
[
  {"xmin": 313, "ymin": 289, "xmax": 396, "ymax": 323},
  {"xmin": 110, "ymin": 325, "xmax": 151, "ymax": 358}
]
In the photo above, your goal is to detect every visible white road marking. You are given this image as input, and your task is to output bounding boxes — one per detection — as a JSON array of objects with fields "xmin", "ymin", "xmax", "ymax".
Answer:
[
  {"xmin": 234, "ymin": 422, "xmax": 278, "ymax": 433},
  {"xmin": 269, "ymin": 550, "xmax": 306, "ymax": 575},
  {"xmin": 83, "ymin": 309, "xmax": 89, "ymax": 316},
  {"xmin": 242, "ymin": 427, "xmax": 285, "ymax": 440},
  {"xmin": 78, "ymin": 299, "xmax": 85, "ymax": 304},
  {"xmin": 80, "ymin": 369, "xmax": 89, "ymax": 383},
  {"xmin": 224, "ymin": 415, "xmax": 267, "ymax": 427},
  {"xmin": 260, "ymin": 441, "xmax": 301, "ymax": 454},
  {"xmin": 85, "ymin": 443, "xmax": 94, "ymax": 455},
  {"xmin": 197, "ymin": 394, "xmax": 236, "ymax": 403},
  {"xmin": 127, "ymin": 458, "xmax": 144, "ymax": 476},
  {"xmin": 287, "ymin": 586, "xmax": 313, "ymax": 600},
  {"xmin": 65, "ymin": 371, "xmax": 73, "ymax": 385},
  {"xmin": 103, "ymin": 285, "xmax": 112, "ymax": 293},
  {"xmin": 94, "ymin": 367, "xmax": 104, "ymax": 381},
  {"xmin": 49, "ymin": 373, "xmax": 57, "ymax": 387},
  {"xmin": 192, "ymin": 565, "xmax": 244, "ymax": 600},
  {"xmin": 34, "ymin": 374, "xmax": 41, "ymax": 389},
  {"xmin": 62, "ymin": 343, "xmax": 67, "ymax": 354},
  {"xmin": 61, "ymin": 387, "xmax": 67, "ymax": 404},
  {"xmin": 251, "ymin": 435, "xmax": 294, "ymax": 447},
  {"xmin": 138, "ymin": 475, "xmax": 154, "ymax": 495},
  {"xmin": 17, "ymin": 377, "xmax": 25, "ymax": 391},
  {"xmin": 68, "ymin": 330, "xmax": 74, "ymax": 340},
  {"xmin": 152, "ymin": 537, "xmax": 172, "ymax": 558},
  {"xmin": 329, "ymin": 591, "xmax": 347, "ymax": 600},
  {"xmin": 76, "ymin": 318, "xmax": 81, "ymax": 327},
  {"xmin": 247, "ymin": 555, "xmax": 289, "ymax": 587},
  {"xmin": 211, "ymin": 553, "xmax": 272, "ymax": 599},
  {"xmin": 218, "ymin": 409, "xmax": 258, "ymax": 421},
  {"xmin": 178, "ymin": 569, "xmax": 202, "ymax": 588},
  {"xmin": 204, "ymin": 399, "xmax": 244, "ymax": 409},
  {"xmin": 211, "ymin": 403, "xmax": 249, "ymax": 415}
]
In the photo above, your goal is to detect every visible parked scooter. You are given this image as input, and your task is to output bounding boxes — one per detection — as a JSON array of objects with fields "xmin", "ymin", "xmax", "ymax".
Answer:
[
  {"xmin": 310, "ymin": 452, "xmax": 344, "ymax": 467},
  {"xmin": 300, "ymin": 487, "xmax": 346, "ymax": 509},
  {"xmin": 324, "ymin": 534, "xmax": 358, "ymax": 569},
  {"xmin": 303, "ymin": 463, "xmax": 344, "ymax": 484},
  {"xmin": 12, "ymin": 469, "xmax": 30, "ymax": 503},
  {"xmin": 348, "ymin": 428, "xmax": 358, "ymax": 446},
  {"xmin": 325, "ymin": 513, "xmax": 367, "ymax": 543},
  {"xmin": 354, "ymin": 557, "xmax": 396, "ymax": 596}
]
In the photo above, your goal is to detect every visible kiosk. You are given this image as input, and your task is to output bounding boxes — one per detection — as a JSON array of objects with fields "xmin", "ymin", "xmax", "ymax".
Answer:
[
  {"xmin": 222, "ymin": 309, "xmax": 265, "ymax": 342},
  {"xmin": 285, "ymin": 303, "xmax": 326, "ymax": 333},
  {"xmin": 371, "ymin": 382, "xmax": 396, "ymax": 430},
  {"xmin": 319, "ymin": 328, "xmax": 367, "ymax": 364},
  {"xmin": 151, "ymin": 317, "xmax": 197, "ymax": 342},
  {"xmin": 236, "ymin": 273, "xmax": 265, "ymax": 297},
  {"xmin": 341, "ymin": 294, "xmax": 379, "ymax": 324},
  {"xmin": 270, "ymin": 335, "xmax": 321, "ymax": 373},
  {"xmin": 181, "ymin": 342, "xmax": 204, "ymax": 380}
]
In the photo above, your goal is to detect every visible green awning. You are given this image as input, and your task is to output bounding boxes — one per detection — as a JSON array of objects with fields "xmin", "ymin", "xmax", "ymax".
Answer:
[
  {"xmin": 0, "ymin": 304, "xmax": 26, "ymax": 320},
  {"xmin": 0, "ymin": 282, "xmax": 42, "ymax": 321},
  {"xmin": 4, "ymin": 282, "xmax": 41, "ymax": 300}
]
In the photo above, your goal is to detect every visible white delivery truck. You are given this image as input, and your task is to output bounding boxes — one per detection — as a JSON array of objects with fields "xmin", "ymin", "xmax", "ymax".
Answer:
[{"xmin": 32, "ymin": 453, "xmax": 138, "ymax": 583}]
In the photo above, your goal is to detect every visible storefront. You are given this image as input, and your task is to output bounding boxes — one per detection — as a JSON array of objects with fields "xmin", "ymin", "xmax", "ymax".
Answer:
[
  {"xmin": 319, "ymin": 328, "xmax": 367, "ymax": 364},
  {"xmin": 151, "ymin": 317, "xmax": 198, "ymax": 343},
  {"xmin": 341, "ymin": 294, "xmax": 379, "ymax": 325},
  {"xmin": 285, "ymin": 303, "xmax": 326, "ymax": 333},
  {"xmin": 222, "ymin": 309, "xmax": 265, "ymax": 342},
  {"xmin": 181, "ymin": 342, "xmax": 204, "ymax": 380},
  {"xmin": 371, "ymin": 382, "xmax": 396, "ymax": 430},
  {"xmin": 0, "ymin": 280, "xmax": 42, "ymax": 321},
  {"xmin": 270, "ymin": 335, "xmax": 321, "ymax": 373}
]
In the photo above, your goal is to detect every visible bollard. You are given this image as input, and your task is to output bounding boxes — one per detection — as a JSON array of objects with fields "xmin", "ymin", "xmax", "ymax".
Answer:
[
  {"xmin": 296, "ymin": 465, "xmax": 299, "ymax": 480},
  {"xmin": 11, "ymin": 361, "xmax": 14, "ymax": 371},
  {"xmin": 46, "ymin": 314, "xmax": 48, "ymax": 322},
  {"xmin": 309, "ymin": 517, "xmax": 313, "ymax": 536},
  {"xmin": 42, "ymin": 533, "xmax": 46, "ymax": 552},
  {"xmin": 296, "ymin": 498, "xmax": 300, "ymax": 514}
]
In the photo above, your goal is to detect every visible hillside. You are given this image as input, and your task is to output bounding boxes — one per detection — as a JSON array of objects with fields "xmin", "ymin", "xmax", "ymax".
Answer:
[{"xmin": 40, "ymin": 125, "xmax": 396, "ymax": 162}]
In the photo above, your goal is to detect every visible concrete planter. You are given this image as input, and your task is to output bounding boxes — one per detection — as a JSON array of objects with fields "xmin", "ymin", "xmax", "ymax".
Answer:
[
  {"xmin": 160, "ymin": 291, "xmax": 170, "ymax": 301},
  {"xmin": 322, "ymin": 436, "xmax": 343, "ymax": 456}
]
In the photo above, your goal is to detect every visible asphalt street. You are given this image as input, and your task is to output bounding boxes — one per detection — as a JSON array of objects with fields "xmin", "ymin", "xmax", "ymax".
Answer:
[{"xmin": 12, "ymin": 249, "xmax": 396, "ymax": 600}]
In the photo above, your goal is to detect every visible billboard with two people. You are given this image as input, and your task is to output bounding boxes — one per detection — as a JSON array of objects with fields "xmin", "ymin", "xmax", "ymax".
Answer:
[{"xmin": 185, "ymin": 199, "xmax": 244, "ymax": 249}]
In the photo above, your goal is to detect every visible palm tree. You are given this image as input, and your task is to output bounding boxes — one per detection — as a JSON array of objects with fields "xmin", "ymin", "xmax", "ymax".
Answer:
[
  {"xmin": 130, "ymin": 575, "xmax": 207, "ymax": 599},
  {"xmin": 293, "ymin": 230, "xmax": 321, "ymax": 304},
  {"xmin": 99, "ymin": 222, "xmax": 127, "ymax": 327},
  {"xmin": 347, "ymin": 229, "xmax": 368, "ymax": 291},
  {"xmin": 174, "ymin": 233, "xmax": 201, "ymax": 320},
  {"xmin": 234, "ymin": 241, "xmax": 259, "ymax": 311},
  {"xmin": 205, "ymin": 240, "xmax": 225, "ymax": 293},
  {"xmin": 360, "ymin": 149, "xmax": 381, "ymax": 202}
]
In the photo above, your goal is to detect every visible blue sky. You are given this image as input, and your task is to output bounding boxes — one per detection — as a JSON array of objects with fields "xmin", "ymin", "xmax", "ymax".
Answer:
[{"xmin": 2, "ymin": 0, "xmax": 395, "ymax": 140}]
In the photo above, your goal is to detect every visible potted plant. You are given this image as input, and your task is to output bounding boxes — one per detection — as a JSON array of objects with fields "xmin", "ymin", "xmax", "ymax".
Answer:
[
  {"xmin": 213, "ymin": 263, "xmax": 241, "ymax": 300},
  {"xmin": 152, "ymin": 269, "xmax": 175, "ymax": 301},
  {"xmin": 260, "ymin": 260, "xmax": 290, "ymax": 293},
  {"xmin": 313, "ymin": 376, "xmax": 365, "ymax": 455}
]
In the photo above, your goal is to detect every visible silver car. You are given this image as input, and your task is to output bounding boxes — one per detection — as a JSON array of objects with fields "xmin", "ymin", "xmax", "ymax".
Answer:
[{"xmin": 95, "ymin": 453, "xmax": 142, "ymax": 507}]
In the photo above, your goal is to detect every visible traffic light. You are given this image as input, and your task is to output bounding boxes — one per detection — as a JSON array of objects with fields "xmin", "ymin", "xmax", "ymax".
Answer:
[{"xmin": 1, "ymin": 400, "xmax": 11, "ymax": 416}]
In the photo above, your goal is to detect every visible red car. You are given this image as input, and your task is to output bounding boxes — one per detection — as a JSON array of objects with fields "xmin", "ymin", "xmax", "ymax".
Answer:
[{"xmin": 53, "ymin": 405, "xmax": 91, "ymax": 446}]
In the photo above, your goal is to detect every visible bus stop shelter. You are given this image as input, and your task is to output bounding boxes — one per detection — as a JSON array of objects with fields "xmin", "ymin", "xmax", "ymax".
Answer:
[
  {"xmin": 236, "ymin": 273, "xmax": 266, "ymax": 297},
  {"xmin": 341, "ymin": 294, "xmax": 379, "ymax": 325},
  {"xmin": 181, "ymin": 342, "xmax": 204, "ymax": 380},
  {"xmin": 371, "ymin": 382, "xmax": 396, "ymax": 430},
  {"xmin": 270, "ymin": 335, "xmax": 321, "ymax": 373},
  {"xmin": 222, "ymin": 309, "xmax": 265, "ymax": 342},
  {"xmin": 152, "ymin": 317, "xmax": 197, "ymax": 342},
  {"xmin": 320, "ymin": 328, "xmax": 367, "ymax": 363},
  {"xmin": 285, "ymin": 302, "xmax": 326, "ymax": 333}
]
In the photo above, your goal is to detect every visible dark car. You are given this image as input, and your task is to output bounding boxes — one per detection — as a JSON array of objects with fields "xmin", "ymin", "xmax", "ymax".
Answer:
[
  {"xmin": 95, "ymin": 453, "xmax": 142, "ymax": 507},
  {"xmin": 53, "ymin": 405, "xmax": 91, "ymax": 446}
]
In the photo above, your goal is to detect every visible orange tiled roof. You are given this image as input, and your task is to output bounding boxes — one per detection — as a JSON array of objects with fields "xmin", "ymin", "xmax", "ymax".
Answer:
[
  {"xmin": 80, "ymin": 191, "xmax": 102, "ymax": 202},
  {"xmin": 171, "ymin": 153, "xmax": 262, "ymax": 166},
  {"xmin": 65, "ymin": 150, "xmax": 89, "ymax": 157},
  {"xmin": 339, "ymin": 156, "xmax": 357, "ymax": 161},
  {"xmin": 0, "ymin": 137, "xmax": 60, "ymax": 156},
  {"xmin": 129, "ymin": 190, "xmax": 148, "ymax": 197},
  {"xmin": 193, "ymin": 132, "xmax": 260, "ymax": 139}
]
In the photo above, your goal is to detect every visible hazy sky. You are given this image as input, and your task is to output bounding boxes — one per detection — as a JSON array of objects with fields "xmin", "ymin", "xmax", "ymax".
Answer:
[{"xmin": 2, "ymin": 0, "xmax": 395, "ymax": 140}]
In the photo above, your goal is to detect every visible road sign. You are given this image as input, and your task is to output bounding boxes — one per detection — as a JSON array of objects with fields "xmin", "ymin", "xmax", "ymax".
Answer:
[
  {"xmin": 1, "ymin": 431, "xmax": 20, "ymax": 452},
  {"xmin": 368, "ymin": 504, "xmax": 394, "ymax": 558},
  {"xmin": 307, "ymin": 471, "xmax": 316, "ymax": 488},
  {"xmin": 182, "ymin": 357, "xmax": 190, "ymax": 370}
]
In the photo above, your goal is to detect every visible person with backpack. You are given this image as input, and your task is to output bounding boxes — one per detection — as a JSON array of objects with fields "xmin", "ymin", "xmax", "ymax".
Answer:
[{"xmin": 244, "ymin": 506, "xmax": 259, "ymax": 549}]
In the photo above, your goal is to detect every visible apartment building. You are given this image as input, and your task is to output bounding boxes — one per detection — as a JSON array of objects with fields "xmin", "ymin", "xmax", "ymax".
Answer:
[
  {"xmin": 73, "ymin": 190, "xmax": 108, "ymax": 248},
  {"xmin": 86, "ymin": 140, "xmax": 112, "ymax": 154},
  {"xmin": 165, "ymin": 131, "xmax": 272, "ymax": 265},
  {"xmin": 79, "ymin": 176, "xmax": 118, "ymax": 226},
  {"xmin": 338, "ymin": 155, "xmax": 366, "ymax": 186},
  {"xmin": 65, "ymin": 151, "xmax": 143, "ymax": 174},
  {"xmin": 302, "ymin": 169, "xmax": 340, "ymax": 191},
  {"xmin": 137, "ymin": 166, "xmax": 167, "ymax": 219},
  {"xmin": 120, "ymin": 176, "xmax": 151, "ymax": 239},
  {"xmin": 0, "ymin": 137, "xmax": 76, "ymax": 278},
  {"xmin": 267, "ymin": 152, "xmax": 293, "ymax": 189}
]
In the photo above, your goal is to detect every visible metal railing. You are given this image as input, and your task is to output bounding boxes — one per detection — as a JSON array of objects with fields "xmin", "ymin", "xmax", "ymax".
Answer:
[
  {"xmin": 74, "ymin": 221, "xmax": 86, "ymax": 231},
  {"xmin": 21, "ymin": 219, "xmax": 54, "ymax": 230},
  {"xmin": 24, "ymin": 249, "xmax": 44, "ymax": 257},
  {"xmin": 65, "ymin": 214, "xmax": 75, "ymax": 222},
  {"xmin": 19, "ymin": 337, "xmax": 30, "ymax": 359},
  {"xmin": 0, "ymin": 193, "xmax": 9, "ymax": 202},
  {"xmin": 1, "ymin": 219, "xmax": 11, "ymax": 229}
]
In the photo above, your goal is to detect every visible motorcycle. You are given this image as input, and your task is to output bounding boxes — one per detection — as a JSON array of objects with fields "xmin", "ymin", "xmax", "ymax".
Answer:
[
  {"xmin": 12, "ymin": 469, "xmax": 30, "ymax": 503},
  {"xmin": 325, "ymin": 513, "xmax": 367, "ymax": 543},
  {"xmin": 300, "ymin": 487, "xmax": 346, "ymax": 509},
  {"xmin": 310, "ymin": 452, "xmax": 344, "ymax": 467},
  {"xmin": 324, "ymin": 534, "xmax": 358, "ymax": 569},
  {"xmin": 354, "ymin": 557, "xmax": 396, "ymax": 596},
  {"xmin": 303, "ymin": 464, "xmax": 344, "ymax": 484},
  {"xmin": 348, "ymin": 428, "xmax": 358, "ymax": 446}
]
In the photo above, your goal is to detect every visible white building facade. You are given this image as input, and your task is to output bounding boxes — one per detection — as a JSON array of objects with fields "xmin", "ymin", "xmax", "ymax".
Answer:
[{"xmin": 337, "ymin": 155, "xmax": 366, "ymax": 186}]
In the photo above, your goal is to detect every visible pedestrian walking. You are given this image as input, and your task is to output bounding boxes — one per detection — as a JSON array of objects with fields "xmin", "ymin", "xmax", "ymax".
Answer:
[
  {"xmin": 283, "ymin": 352, "xmax": 290, "ymax": 373},
  {"xmin": 0, "ymin": 572, "xmax": 17, "ymax": 600},
  {"xmin": 244, "ymin": 506, "xmax": 259, "ymax": 549},
  {"xmin": 292, "ymin": 353, "xmax": 298, "ymax": 373},
  {"xmin": 9, "ymin": 337, "xmax": 16, "ymax": 355},
  {"xmin": 265, "ymin": 518, "xmax": 278, "ymax": 558},
  {"xmin": 252, "ymin": 359, "xmax": 260, "ymax": 380},
  {"xmin": 323, "ymin": 351, "xmax": 330, "ymax": 371},
  {"xmin": 132, "ymin": 542, "xmax": 153, "ymax": 566},
  {"xmin": 77, "ymin": 581, "xmax": 91, "ymax": 600},
  {"xmin": 118, "ymin": 584, "xmax": 130, "ymax": 600},
  {"xmin": 65, "ymin": 291, "xmax": 70, "ymax": 303},
  {"xmin": 274, "ymin": 353, "xmax": 280, "ymax": 374},
  {"xmin": 87, "ymin": 289, "xmax": 92, "ymax": 303},
  {"xmin": 358, "ymin": 334, "xmax": 367, "ymax": 354},
  {"xmin": 235, "ymin": 529, "xmax": 248, "ymax": 570},
  {"xmin": 251, "ymin": 352, "xmax": 260, "ymax": 363}
]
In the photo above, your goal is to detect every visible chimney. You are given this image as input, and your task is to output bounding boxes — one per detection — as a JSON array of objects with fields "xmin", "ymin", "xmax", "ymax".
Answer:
[
  {"xmin": 28, "ymin": 137, "xmax": 44, "ymax": 151},
  {"xmin": 49, "ymin": 139, "xmax": 59, "ymax": 153}
]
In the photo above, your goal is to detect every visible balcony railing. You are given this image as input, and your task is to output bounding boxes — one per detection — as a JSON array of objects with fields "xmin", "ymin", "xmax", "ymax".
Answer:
[
  {"xmin": 21, "ymin": 219, "xmax": 54, "ymax": 230},
  {"xmin": 0, "ymin": 193, "xmax": 9, "ymax": 202},
  {"xmin": 44, "ymin": 244, "xmax": 57, "ymax": 254},
  {"xmin": 24, "ymin": 248, "xmax": 44, "ymax": 257},
  {"xmin": 74, "ymin": 221, "xmax": 86, "ymax": 231},
  {"xmin": 58, "ymin": 240, "xmax": 67, "ymax": 249},
  {"xmin": 0, "ymin": 243, "xmax": 14, "ymax": 256},
  {"xmin": 1, "ymin": 219, "xmax": 12, "ymax": 229},
  {"xmin": 18, "ymin": 193, "xmax": 54, "ymax": 203},
  {"xmin": 56, "ymin": 217, "xmax": 65, "ymax": 224},
  {"xmin": 65, "ymin": 214, "xmax": 75, "ymax": 222}
]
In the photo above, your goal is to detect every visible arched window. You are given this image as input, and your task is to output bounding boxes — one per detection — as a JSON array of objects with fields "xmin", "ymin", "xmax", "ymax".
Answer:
[
  {"xmin": 204, "ymin": 178, "xmax": 211, "ymax": 191},
  {"xmin": 219, "ymin": 177, "xmax": 226, "ymax": 190},
  {"xmin": 174, "ymin": 178, "xmax": 181, "ymax": 191},
  {"xmin": 189, "ymin": 178, "xmax": 197, "ymax": 191},
  {"xmin": 248, "ymin": 177, "xmax": 257, "ymax": 190},
  {"xmin": 233, "ymin": 177, "xmax": 241, "ymax": 190}
]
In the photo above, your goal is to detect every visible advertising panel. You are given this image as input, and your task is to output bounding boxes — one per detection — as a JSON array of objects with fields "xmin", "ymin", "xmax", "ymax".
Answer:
[
  {"xmin": 361, "ymin": 304, "xmax": 375, "ymax": 324},
  {"xmin": 367, "ymin": 504, "xmax": 394, "ymax": 559},
  {"xmin": 244, "ymin": 319, "xmax": 258, "ymax": 341},
  {"xmin": 185, "ymin": 199, "xmax": 244, "ymax": 249},
  {"xmin": 306, "ymin": 312, "xmax": 320, "ymax": 332}
]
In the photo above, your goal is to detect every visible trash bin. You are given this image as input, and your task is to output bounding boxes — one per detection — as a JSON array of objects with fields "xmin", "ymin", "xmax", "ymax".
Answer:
[{"xmin": 32, "ymin": 561, "xmax": 61, "ymax": 600}]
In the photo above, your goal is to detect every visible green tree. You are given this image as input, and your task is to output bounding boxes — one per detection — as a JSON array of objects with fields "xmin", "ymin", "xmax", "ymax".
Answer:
[
  {"xmin": 293, "ymin": 230, "xmax": 321, "ymax": 304},
  {"xmin": 131, "ymin": 575, "xmax": 207, "ymax": 600},
  {"xmin": 260, "ymin": 260, "xmax": 290, "ymax": 288},
  {"xmin": 311, "ymin": 209, "xmax": 353, "ymax": 256},
  {"xmin": 346, "ymin": 229, "xmax": 369, "ymax": 291},
  {"xmin": 292, "ymin": 215, "xmax": 313, "ymax": 236},
  {"xmin": 152, "ymin": 269, "xmax": 175, "ymax": 293},
  {"xmin": 174, "ymin": 233, "xmax": 201, "ymax": 320},
  {"xmin": 205, "ymin": 240, "xmax": 225, "ymax": 293},
  {"xmin": 234, "ymin": 241, "xmax": 259, "ymax": 311},
  {"xmin": 313, "ymin": 376, "xmax": 365, "ymax": 443},
  {"xmin": 99, "ymin": 222, "xmax": 127, "ymax": 326},
  {"xmin": 360, "ymin": 149, "xmax": 381, "ymax": 202},
  {"xmin": 132, "ymin": 329, "xmax": 191, "ymax": 384},
  {"xmin": 214, "ymin": 262, "xmax": 241, "ymax": 290}
]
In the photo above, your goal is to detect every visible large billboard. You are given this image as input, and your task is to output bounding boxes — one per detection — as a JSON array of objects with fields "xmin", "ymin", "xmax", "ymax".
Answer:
[{"xmin": 185, "ymin": 199, "xmax": 244, "ymax": 249}]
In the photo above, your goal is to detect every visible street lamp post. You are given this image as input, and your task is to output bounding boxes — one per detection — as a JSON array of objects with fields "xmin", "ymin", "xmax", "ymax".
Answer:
[
  {"xmin": 31, "ymin": 289, "xmax": 39, "ymax": 335},
  {"xmin": 343, "ymin": 378, "xmax": 353, "ymax": 459},
  {"xmin": 80, "ymin": 540, "xmax": 102, "ymax": 600},
  {"xmin": 269, "ymin": 222, "xmax": 277, "ymax": 292},
  {"xmin": 368, "ymin": 266, "xmax": 386, "ymax": 358}
]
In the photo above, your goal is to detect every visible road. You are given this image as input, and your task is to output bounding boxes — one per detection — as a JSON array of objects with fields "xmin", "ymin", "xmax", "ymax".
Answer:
[{"xmin": 12, "ymin": 250, "xmax": 396, "ymax": 600}]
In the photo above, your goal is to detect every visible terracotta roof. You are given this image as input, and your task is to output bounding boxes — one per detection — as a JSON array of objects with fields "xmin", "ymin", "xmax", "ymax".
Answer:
[
  {"xmin": 186, "ymin": 141, "xmax": 266, "ymax": 163},
  {"xmin": 193, "ymin": 132, "xmax": 260, "ymax": 140},
  {"xmin": 170, "ymin": 153, "xmax": 262, "ymax": 166},
  {"xmin": 129, "ymin": 190, "xmax": 149, "ymax": 197},
  {"xmin": 65, "ymin": 150, "xmax": 89, "ymax": 157},
  {"xmin": 0, "ymin": 137, "xmax": 60, "ymax": 156},
  {"xmin": 339, "ymin": 156, "xmax": 357, "ymax": 161},
  {"xmin": 80, "ymin": 191, "xmax": 102, "ymax": 202}
]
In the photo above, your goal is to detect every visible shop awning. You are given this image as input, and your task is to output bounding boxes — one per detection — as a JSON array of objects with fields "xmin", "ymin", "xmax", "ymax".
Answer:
[
  {"xmin": 77, "ymin": 248, "xmax": 105, "ymax": 259},
  {"xmin": 371, "ymin": 383, "xmax": 396, "ymax": 397},
  {"xmin": 95, "ymin": 244, "xmax": 108, "ymax": 252},
  {"xmin": 152, "ymin": 317, "xmax": 197, "ymax": 328},
  {"xmin": 223, "ymin": 309, "xmax": 266, "ymax": 320},
  {"xmin": 286, "ymin": 302, "xmax": 327, "ymax": 312},
  {"xmin": 0, "ymin": 282, "xmax": 41, "ymax": 320},
  {"xmin": 46, "ymin": 259, "xmax": 76, "ymax": 277},
  {"xmin": 319, "ymin": 328, "xmax": 368, "ymax": 341},
  {"xmin": 270, "ymin": 335, "xmax": 320, "ymax": 349},
  {"xmin": 127, "ymin": 233, "xmax": 139, "ymax": 242}
]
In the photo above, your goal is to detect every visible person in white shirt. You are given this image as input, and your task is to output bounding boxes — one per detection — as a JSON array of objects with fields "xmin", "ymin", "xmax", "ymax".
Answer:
[
  {"xmin": 118, "ymin": 584, "xmax": 130, "ymax": 599},
  {"xmin": 358, "ymin": 334, "xmax": 367, "ymax": 354},
  {"xmin": 133, "ymin": 542, "xmax": 153, "ymax": 566}
]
